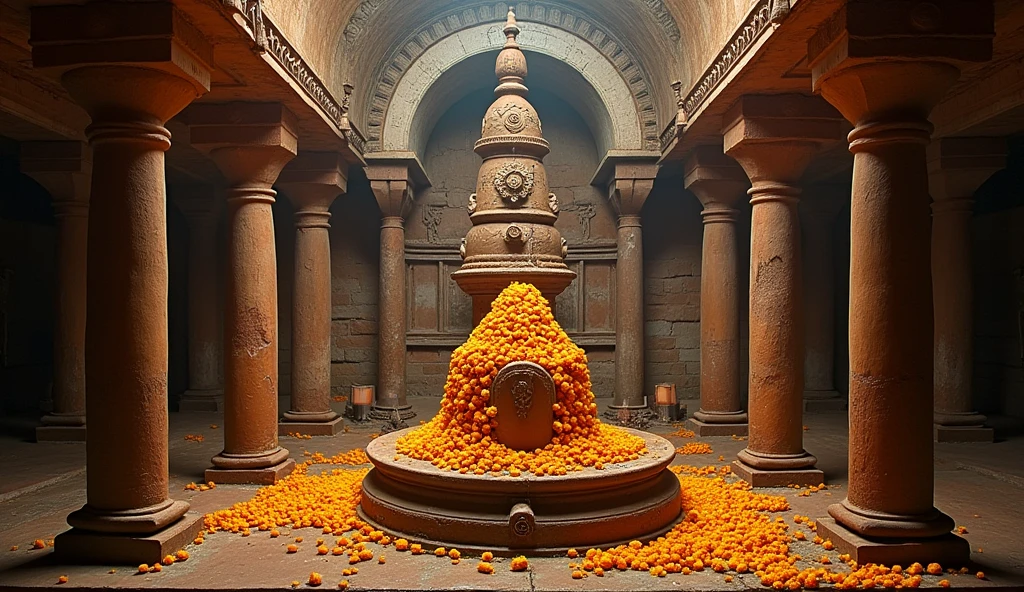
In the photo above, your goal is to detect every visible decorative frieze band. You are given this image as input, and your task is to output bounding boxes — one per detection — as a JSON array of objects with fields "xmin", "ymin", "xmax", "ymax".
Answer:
[
  {"xmin": 220, "ymin": 0, "xmax": 366, "ymax": 155},
  {"xmin": 660, "ymin": 0, "xmax": 787, "ymax": 152}
]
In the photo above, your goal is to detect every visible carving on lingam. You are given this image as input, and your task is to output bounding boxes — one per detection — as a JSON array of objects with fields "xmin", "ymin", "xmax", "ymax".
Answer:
[{"xmin": 451, "ymin": 5, "xmax": 575, "ymax": 323}]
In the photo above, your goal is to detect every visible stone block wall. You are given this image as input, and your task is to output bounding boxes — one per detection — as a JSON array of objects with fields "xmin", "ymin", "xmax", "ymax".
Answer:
[
  {"xmin": 0, "ymin": 154, "xmax": 56, "ymax": 414},
  {"xmin": 640, "ymin": 177, "xmax": 751, "ymax": 405},
  {"xmin": 328, "ymin": 177, "xmax": 382, "ymax": 397},
  {"xmin": 972, "ymin": 142, "xmax": 1024, "ymax": 418}
]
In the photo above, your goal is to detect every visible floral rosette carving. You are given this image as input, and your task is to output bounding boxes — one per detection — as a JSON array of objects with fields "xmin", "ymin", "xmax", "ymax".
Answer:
[{"xmin": 493, "ymin": 162, "xmax": 535, "ymax": 205}]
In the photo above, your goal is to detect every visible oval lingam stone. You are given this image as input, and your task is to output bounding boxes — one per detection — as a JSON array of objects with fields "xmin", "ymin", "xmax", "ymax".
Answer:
[{"xmin": 493, "ymin": 361, "xmax": 556, "ymax": 451}]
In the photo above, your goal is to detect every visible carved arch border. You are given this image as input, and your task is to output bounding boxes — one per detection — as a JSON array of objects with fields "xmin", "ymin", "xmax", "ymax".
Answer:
[
  {"xmin": 364, "ymin": 2, "xmax": 660, "ymax": 152},
  {"xmin": 344, "ymin": 0, "xmax": 680, "ymax": 44}
]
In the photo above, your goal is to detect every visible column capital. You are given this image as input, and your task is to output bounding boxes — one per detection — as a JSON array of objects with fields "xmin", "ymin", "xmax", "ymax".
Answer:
[
  {"xmin": 591, "ymin": 151, "xmax": 659, "ymax": 217},
  {"xmin": 928, "ymin": 137, "xmax": 1006, "ymax": 201},
  {"xmin": 30, "ymin": 2, "xmax": 212, "ymax": 120},
  {"xmin": 809, "ymin": 0, "xmax": 994, "ymax": 126},
  {"xmin": 278, "ymin": 152, "xmax": 348, "ymax": 212},
  {"xmin": 19, "ymin": 141, "xmax": 91, "ymax": 212},
  {"xmin": 187, "ymin": 102, "xmax": 298, "ymax": 188},
  {"xmin": 683, "ymin": 144, "xmax": 749, "ymax": 211},
  {"xmin": 723, "ymin": 94, "xmax": 846, "ymax": 189},
  {"xmin": 365, "ymin": 152, "xmax": 430, "ymax": 220}
]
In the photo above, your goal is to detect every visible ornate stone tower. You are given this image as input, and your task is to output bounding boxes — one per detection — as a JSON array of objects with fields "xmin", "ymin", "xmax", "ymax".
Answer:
[{"xmin": 452, "ymin": 7, "xmax": 575, "ymax": 323}]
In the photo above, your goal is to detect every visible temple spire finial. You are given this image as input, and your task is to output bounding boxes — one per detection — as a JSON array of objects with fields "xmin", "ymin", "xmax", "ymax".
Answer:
[{"xmin": 504, "ymin": 6, "xmax": 520, "ymax": 47}]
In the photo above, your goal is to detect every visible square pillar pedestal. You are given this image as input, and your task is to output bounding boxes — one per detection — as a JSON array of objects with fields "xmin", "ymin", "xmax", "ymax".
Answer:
[
  {"xmin": 54, "ymin": 513, "xmax": 203, "ymax": 565},
  {"xmin": 278, "ymin": 416, "xmax": 345, "ymax": 436},
  {"xmin": 815, "ymin": 517, "xmax": 970, "ymax": 566},
  {"xmin": 934, "ymin": 425, "xmax": 994, "ymax": 443},
  {"xmin": 205, "ymin": 459, "xmax": 296, "ymax": 485},
  {"xmin": 686, "ymin": 418, "xmax": 748, "ymax": 437},
  {"xmin": 732, "ymin": 461, "xmax": 824, "ymax": 488}
]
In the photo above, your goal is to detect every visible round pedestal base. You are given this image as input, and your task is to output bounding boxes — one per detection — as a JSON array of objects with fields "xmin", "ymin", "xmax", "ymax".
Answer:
[{"xmin": 359, "ymin": 427, "xmax": 681, "ymax": 555}]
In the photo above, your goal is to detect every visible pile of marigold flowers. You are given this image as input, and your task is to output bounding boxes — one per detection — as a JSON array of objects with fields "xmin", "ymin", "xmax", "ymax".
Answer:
[
  {"xmin": 676, "ymin": 442, "xmax": 713, "ymax": 455},
  {"xmin": 203, "ymin": 450, "xmax": 370, "ymax": 534},
  {"xmin": 395, "ymin": 283, "xmax": 646, "ymax": 476},
  {"xmin": 197, "ymin": 452, "xmax": 977, "ymax": 589}
]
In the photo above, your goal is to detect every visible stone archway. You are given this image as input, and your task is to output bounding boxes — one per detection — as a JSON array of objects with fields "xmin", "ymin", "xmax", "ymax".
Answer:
[{"xmin": 377, "ymin": 21, "xmax": 649, "ymax": 157}]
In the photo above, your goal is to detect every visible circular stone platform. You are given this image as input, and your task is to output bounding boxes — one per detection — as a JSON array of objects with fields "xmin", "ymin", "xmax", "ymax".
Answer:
[{"xmin": 358, "ymin": 427, "xmax": 681, "ymax": 555}]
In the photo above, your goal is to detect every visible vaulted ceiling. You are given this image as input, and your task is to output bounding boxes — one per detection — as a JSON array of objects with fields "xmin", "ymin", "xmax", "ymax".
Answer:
[{"xmin": 259, "ymin": 0, "xmax": 756, "ymax": 150}]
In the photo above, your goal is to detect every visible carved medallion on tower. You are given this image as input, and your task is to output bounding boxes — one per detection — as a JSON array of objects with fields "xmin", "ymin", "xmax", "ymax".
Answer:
[
  {"xmin": 496, "ymin": 103, "xmax": 531, "ymax": 134},
  {"xmin": 493, "ymin": 161, "xmax": 535, "ymax": 205}
]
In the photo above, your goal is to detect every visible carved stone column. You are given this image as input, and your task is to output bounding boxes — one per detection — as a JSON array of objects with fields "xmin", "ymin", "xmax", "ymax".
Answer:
[
  {"xmin": 683, "ymin": 145, "xmax": 749, "ymax": 436},
  {"xmin": 277, "ymin": 152, "xmax": 347, "ymax": 435},
  {"xmin": 929, "ymin": 137, "xmax": 1005, "ymax": 442},
  {"xmin": 809, "ymin": 0, "xmax": 994, "ymax": 565},
  {"xmin": 173, "ymin": 187, "xmax": 224, "ymax": 412},
  {"xmin": 366, "ymin": 154, "xmax": 428, "ymax": 421},
  {"xmin": 30, "ymin": 1, "xmax": 210, "ymax": 563},
  {"xmin": 800, "ymin": 184, "xmax": 848, "ymax": 412},
  {"xmin": 189, "ymin": 103, "xmax": 297, "ymax": 484},
  {"xmin": 21, "ymin": 142, "xmax": 90, "ymax": 442},
  {"xmin": 723, "ymin": 94, "xmax": 844, "ymax": 487},
  {"xmin": 601, "ymin": 158, "xmax": 659, "ymax": 419}
]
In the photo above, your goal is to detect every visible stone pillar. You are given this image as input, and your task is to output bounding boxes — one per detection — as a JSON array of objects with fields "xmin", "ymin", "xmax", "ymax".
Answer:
[
  {"xmin": 173, "ymin": 187, "xmax": 224, "ymax": 412},
  {"xmin": 366, "ymin": 156, "xmax": 427, "ymax": 421},
  {"xmin": 189, "ymin": 103, "xmax": 297, "ymax": 484},
  {"xmin": 604, "ymin": 160, "xmax": 658, "ymax": 419},
  {"xmin": 809, "ymin": 0, "xmax": 994, "ymax": 565},
  {"xmin": 30, "ymin": 1, "xmax": 210, "ymax": 563},
  {"xmin": 800, "ymin": 185, "xmax": 848, "ymax": 412},
  {"xmin": 20, "ymin": 142, "xmax": 90, "ymax": 442},
  {"xmin": 723, "ymin": 94, "xmax": 844, "ymax": 487},
  {"xmin": 929, "ymin": 137, "xmax": 1005, "ymax": 442},
  {"xmin": 683, "ymin": 145, "xmax": 749, "ymax": 437},
  {"xmin": 277, "ymin": 152, "xmax": 347, "ymax": 436}
]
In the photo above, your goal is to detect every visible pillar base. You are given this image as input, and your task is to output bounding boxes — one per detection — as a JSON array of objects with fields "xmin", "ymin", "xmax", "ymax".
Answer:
[
  {"xmin": 35, "ymin": 425, "xmax": 86, "ymax": 442},
  {"xmin": 178, "ymin": 390, "xmax": 224, "ymax": 412},
  {"xmin": 803, "ymin": 390, "xmax": 847, "ymax": 412},
  {"xmin": 934, "ymin": 424, "xmax": 994, "ymax": 443},
  {"xmin": 54, "ymin": 512, "xmax": 203, "ymax": 565},
  {"xmin": 279, "ymin": 415, "xmax": 344, "ymax": 436},
  {"xmin": 732, "ymin": 460, "xmax": 824, "ymax": 488},
  {"xmin": 815, "ymin": 516, "xmax": 970, "ymax": 567},
  {"xmin": 369, "ymin": 405, "xmax": 416, "ymax": 421},
  {"xmin": 205, "ymin": 458, "xmax": 296, "ymax": 485},
  {"xmin": 686, "ymin": 418, "xmax": 748, "ymax": 437}
]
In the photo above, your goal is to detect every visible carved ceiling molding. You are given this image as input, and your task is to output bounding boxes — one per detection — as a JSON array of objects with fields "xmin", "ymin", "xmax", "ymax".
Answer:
[
  {"xmin": 660, "ymin": 0, "xmax": 783, "ymax": 152},
  {"xmin": 219, "ymin": 0, "xmax": 366, "ymax": 155},
  {"xmin": 364, "ymin": 2, "xmax": 659, "ymax": 152},
  {"xmin": 344, "ymin": 0, "xmax": 679, "ymax": 45}
]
